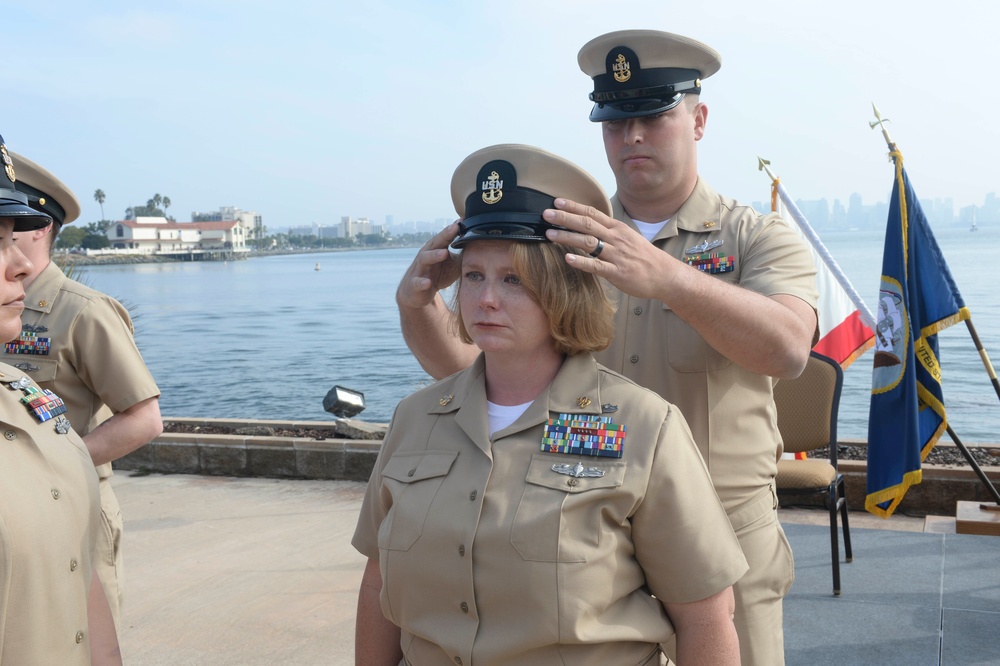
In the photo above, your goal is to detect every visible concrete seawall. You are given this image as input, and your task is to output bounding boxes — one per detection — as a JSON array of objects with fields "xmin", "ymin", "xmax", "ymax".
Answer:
[{"xmin": 115, "ymin": 419, "xmax": 1000, "ymax": 518}]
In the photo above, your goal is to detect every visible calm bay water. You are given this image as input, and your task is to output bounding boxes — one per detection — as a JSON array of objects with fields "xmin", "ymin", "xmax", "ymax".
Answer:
[{"xmin": 80, "ymin": 228, "xmax": 1000, "ymax": 442}]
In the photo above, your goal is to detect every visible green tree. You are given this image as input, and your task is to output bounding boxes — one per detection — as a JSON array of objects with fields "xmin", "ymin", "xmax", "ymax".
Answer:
[
  {"xmin": 162, "ymin": 196, "xmax": 171, "ymax": 214},
  {"xmin": 93, "ymin": 189, "xmax": 106, "ymax": 221},
  {"xmin": 55, "ymin": 226, "xmax": 86, "ymax": 249}
]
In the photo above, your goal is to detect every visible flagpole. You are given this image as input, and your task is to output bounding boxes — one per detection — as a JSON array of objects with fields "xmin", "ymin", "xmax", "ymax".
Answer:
[
  {"xmin": 759, "ymin": 158, "xmax": 876, "ymax": 330},
  {"xmin": 871, "ymin": 103, "xmax": 1000, "ymax": 509}
]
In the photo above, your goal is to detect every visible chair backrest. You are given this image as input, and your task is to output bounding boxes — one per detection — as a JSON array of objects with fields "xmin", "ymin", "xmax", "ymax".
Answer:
[{"xmin": 774, "ymin": 351, "xmax": 844, "ymax": 457}]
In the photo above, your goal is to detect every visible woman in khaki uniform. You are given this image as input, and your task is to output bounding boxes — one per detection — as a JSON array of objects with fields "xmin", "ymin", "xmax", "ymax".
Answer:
[
  {"xmin": 0, "ymin": 134, "xmax": 120, "ymax": 665},
  {"xmin": 353, "ymin": 145, "xmax": 747, "ymax": 666}
]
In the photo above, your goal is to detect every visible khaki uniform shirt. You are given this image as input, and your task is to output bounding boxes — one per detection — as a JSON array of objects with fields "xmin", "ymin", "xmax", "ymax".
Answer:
[
  {"xmin": 2, "ymin": 261, "xmax": 161, "ymax": 479},
  {"xmin": 595, "ymin": 179, "xmax": 818, "ymax": 510},
  {"xmin": 0, "ymin": 362, "xmax": 100, "ymax": 664},
  {"xmin": 354, "ymin": 353, "xmax": 747, "ymax": 666}
]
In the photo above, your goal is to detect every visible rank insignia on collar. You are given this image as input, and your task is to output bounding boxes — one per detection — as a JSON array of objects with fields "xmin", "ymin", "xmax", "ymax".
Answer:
[
  {"xmin": 551, "ymin": 461, "xmax": 605, "ymax": 478},
  {"xmin": 439, "ymin": 394, "xmax": 454, "ymax": 406},
  {"xmin": 541, "ymin": 413, "xmax": 625, "ymax": 458},
  {"xmin": 576, "ymin": 396, "xmax": 591, "ymax": 408},
  {"xmin": 684, "ymin": 238, "xmax": 723, "ymax": 255}
]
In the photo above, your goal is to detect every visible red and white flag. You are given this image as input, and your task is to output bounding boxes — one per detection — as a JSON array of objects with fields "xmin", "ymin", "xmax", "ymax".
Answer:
[{"xmin": 771, "ymin": 179, "xmax": 876, "ymax": 370}]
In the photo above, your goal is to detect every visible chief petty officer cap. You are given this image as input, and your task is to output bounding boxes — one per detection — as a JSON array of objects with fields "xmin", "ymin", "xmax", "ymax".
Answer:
[
  {"xmin": 10, "ymin": 150, "xmax": 82, "ymax": 228},
  {"xmin": 578, "ymin": 29, "xmax": 721, "ymax": 122},
  {"xmin": 0, "ymin": 134, "xmax": 53, "ymax": 231},
  {"xmin": 450, "ymin": 144, "xmax": 611, "ymax": 249}
]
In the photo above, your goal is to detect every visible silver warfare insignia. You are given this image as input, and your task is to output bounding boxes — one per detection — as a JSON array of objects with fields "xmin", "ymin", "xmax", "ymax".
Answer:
[
  {"xmin": 551, "ymin": 461, "xmax": 606, "ymax": 478},
  {"xmin": 612, "ymin": 53, "xmax": 631, "ymax": 83},
  {"xmin": 54, "ymin": 416, "xmax": 72, "ymax": 435},
  {"xmin": 684, "ymin": 238, "xmax": 723, "ymax": 255},
  {"xmin": 482, "ymin": 170, "xmax": 503, "ymax": 205}
]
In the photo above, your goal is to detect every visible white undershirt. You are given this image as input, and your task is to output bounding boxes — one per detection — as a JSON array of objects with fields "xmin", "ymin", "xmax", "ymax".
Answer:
[
  {"xmin": 632, "ymin": 218, "xmax": 669, "ymax": 242},
  {"xmin": 487, "ymin": 400, "xmax": 532, "ymax": 436}
]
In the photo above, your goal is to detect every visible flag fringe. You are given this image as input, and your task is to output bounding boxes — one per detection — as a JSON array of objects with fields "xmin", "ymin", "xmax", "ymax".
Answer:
[{"xmin": 865, "ymin": 468, "xmax": 923, "ymax": 518}]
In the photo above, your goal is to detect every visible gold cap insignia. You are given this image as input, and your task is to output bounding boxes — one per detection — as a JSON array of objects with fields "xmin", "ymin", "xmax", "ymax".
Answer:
[
  {"xmin": 1, "ymin": 144, "xmax": 15, "ymax": 183},
  {"xmin": 576, "ymin": 396, "xmax": 592, "ymax": 408},
  {"xmin": 612, "ymin": 53, "xmax": 631, "ymax": 83},
  {"xmin": 481, "ymin": 170, "xmax": 503, "ymax": 205}
]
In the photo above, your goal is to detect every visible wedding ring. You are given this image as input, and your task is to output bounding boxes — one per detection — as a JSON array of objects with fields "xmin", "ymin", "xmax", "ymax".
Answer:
[{"xmin": 590, "ymin": 239, "xmax": 605, "ymax": 258}]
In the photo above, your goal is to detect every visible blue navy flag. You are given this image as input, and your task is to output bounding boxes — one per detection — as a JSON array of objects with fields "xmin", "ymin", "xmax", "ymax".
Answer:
[{"xmin": 866, "ymin": 156, "xmax": 969, "ymax": 518}]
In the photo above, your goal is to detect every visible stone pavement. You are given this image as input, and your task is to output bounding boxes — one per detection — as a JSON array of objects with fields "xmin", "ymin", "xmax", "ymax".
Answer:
[{"xmin": 114, "ymin": 473, "xmax": 998, "ymax": 665}]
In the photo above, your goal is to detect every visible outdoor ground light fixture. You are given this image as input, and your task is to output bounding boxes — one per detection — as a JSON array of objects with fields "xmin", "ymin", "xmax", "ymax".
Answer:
[{"xmin": 323, "ymin": 385, "xmax": 367, "ymax": 418}]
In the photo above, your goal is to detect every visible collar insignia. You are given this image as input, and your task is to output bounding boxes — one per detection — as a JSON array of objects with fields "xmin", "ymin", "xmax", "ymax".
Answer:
[{"xmin": 439, "ymin": 394, "xmax": 454, "ymax": 406}]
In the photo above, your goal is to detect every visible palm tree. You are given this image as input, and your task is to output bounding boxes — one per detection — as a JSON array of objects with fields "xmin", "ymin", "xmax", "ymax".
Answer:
[
  {"xmin": 94, "ymin": 189, "xmax": 106, "ymax": 220},
  {"xmin": 162, "ymin": 196, "xmax": 171, "ymax": 215},
  {"xmin": 152, "ymin": 193, "xmax": 162, "ymax": 209}
]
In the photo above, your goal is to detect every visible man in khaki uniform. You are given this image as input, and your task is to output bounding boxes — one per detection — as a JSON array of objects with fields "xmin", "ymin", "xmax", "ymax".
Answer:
[
  {"xmin": 0, "ymin": 132, "xmax": 119, "ymax": 664},
  {"xmin": 3, "ymin": 151, "xmax": 163, "ymax": 635},
  {"xmin": 395, "ymin": 32, "xmax": 818, "ymax": 666}
]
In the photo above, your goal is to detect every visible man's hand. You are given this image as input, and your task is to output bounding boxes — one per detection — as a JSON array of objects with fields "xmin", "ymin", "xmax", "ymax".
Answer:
[
  {"xmin": 396, "ymin": 221, "xmax": 462, "ymax": 309},
  {"xmin": 543, "ymin": 197, "xmax": 679, "ymax": 302}
]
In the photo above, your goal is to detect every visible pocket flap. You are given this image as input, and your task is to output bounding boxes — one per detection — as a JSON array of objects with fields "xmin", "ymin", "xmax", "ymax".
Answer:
[
  {"xmin": 382, "ymin": 450, "xmax": 458, "ymax": 484},
  {"xmin": 524, "ymin": 454, "xmax": 626, "ymax": 493}
]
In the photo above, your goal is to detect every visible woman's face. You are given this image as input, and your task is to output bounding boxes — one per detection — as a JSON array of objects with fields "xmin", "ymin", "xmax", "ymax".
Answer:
[
  {"xmin": 0, "ymin": 219, "xmax": 32, "ymax": 342},
  {"xmin": 459, "ymin": 241, "xmax": 554, "ymax": 359}
]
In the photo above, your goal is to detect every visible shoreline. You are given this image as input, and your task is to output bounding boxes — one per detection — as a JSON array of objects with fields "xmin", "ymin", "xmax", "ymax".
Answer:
[{"xmin": 57, "ymin": 243, "xmax": 423, "ymax": 267}]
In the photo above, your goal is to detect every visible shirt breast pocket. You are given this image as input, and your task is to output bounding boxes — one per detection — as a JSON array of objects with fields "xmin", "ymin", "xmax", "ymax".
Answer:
[
  {"xmin": 663, "ymin": 304, "xmax": 734, "ymax": 373},
  {"xmin": 377, "ymin": 450, "xmax": 457, "ymax": 552},
  {"xmin": 511, "ymin": 454, "xmax": 626, "ymax": 563}
]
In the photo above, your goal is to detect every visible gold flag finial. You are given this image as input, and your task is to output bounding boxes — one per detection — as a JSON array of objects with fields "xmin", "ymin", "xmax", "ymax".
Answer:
[{"xmin": 757, "ymin": 156, "xmax": 777, "ymax": 181}]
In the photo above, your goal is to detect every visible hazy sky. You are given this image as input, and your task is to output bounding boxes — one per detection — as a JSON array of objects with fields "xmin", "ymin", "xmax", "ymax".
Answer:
[{"xmin": 6, "ymin": 0, "xmax": 997, "ymax": 228}]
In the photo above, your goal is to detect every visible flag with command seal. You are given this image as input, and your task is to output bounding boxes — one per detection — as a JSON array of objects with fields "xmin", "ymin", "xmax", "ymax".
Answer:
[{"xmin": 866, "ymin": 155, "xmax": 970, "ymax": 517}]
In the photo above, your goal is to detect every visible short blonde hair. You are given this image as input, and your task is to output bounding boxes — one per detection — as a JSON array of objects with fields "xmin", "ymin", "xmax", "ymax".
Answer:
[{"xmin": 452, "ymin": 241, "xmax": 616, "ymax": 355}]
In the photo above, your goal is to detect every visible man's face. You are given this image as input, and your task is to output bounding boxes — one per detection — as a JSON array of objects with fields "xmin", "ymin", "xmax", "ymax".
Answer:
[
  {"xmin": 0, "ymin": 218, "xmax": 33, "ymax": 342},
  {"xmin": 600, "ymin": 98, "xmax": 706, "ymax": 205}
]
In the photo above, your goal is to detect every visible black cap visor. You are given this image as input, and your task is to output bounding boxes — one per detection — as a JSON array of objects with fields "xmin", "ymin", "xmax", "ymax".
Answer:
[
  {"xmin": 0, "ymin": 188, "xmax": 53, "ymax": 231},
  {"xmin": 451, "ymin": 212, "xmax": 564, "ymax": 249},
  {"xmin": 589, "ymin": 90, "xmax": 690, "ymax": 122}
]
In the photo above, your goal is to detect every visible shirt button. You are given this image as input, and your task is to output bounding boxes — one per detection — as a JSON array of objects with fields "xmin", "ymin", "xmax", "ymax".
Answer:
[
  {"xmin": 633, "ymin": 306, "xmax": 643, "ymax": 315},
  {"xmin": 51, "ymin": 488, "xmax": 61, "ymax": 500},
  {"xmin": 75, "ymin": 630, "xmax": 84, "ymax": 644},
  {"xmin": 458, "ymin": 545, "xmax": 465, "ymax": 556},
  {"xmin": 567, "ymin": 479, "xmax": 579, "ymax": 487},
  {"xmin": 70, "ymin": 558, "xmax": 78, "ymax": 571},
  {"xmin": 3, "ymin": 430, "xmax": 15, "ymax": 441},
  {"xmin": 630, "ymin": 355, "xmax": 639, "ymax": 364},
  {"xmin": 454, "ymin": 658, "xmax": 463, "ymax": 665},
  {"xmin": 469, "ymin": 490, "xmax": 477, "ymax": 501},
  {"xmin": 407, "ymin": 468, "xmax": 416, "ymax": 477},
  {"xmin": 460, "ymin": 602, "xmax": 469, "ymax": 613}
]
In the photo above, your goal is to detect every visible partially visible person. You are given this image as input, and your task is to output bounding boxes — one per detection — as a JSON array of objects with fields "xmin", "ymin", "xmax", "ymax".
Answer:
[
  {"xmin": 3, "ymin": 150, "xmax": 163, "ymax": 636},
  {"xmin": 355, "ymin": 144, "xmax": 747, "ymax": 665},
  {"xmin": 0, "ymin": 133, "xmax": 121, "ymax": 664},
  {"xmin": 395, "ymin": 31, "xmax": 819, "ymax": 666}
]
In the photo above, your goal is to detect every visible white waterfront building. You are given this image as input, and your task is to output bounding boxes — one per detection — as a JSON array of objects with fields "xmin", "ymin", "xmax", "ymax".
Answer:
[{"xmin": 104, "ymin": 216, "xmax": 250, "ymax": 258}]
